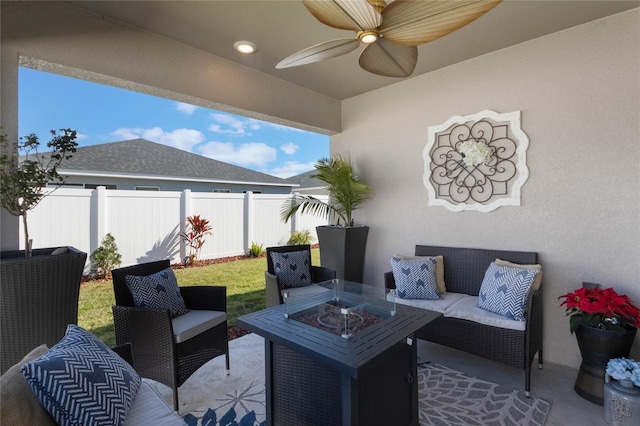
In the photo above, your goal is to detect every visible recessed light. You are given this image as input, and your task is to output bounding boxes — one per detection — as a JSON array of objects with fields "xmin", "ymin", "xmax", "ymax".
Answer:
[{"xmin": 234, "ymin": 41, "xmax": 257, "ymax": 54}]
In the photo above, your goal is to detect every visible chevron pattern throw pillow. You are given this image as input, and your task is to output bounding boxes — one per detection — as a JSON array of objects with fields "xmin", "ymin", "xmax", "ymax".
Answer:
[
  {"xmin": 21, "ymin": 325, "xmax": 141, "ymax": 426},
  {"xmin": 270, "ymin": 250, "xmax": 312, "ymax": 289},
  {"xmin": 125, "ymin": 267, "xmax": 189, "ymax": 317},
  {"xmin": 477, "ymin": 262, "xmax": 540, "ymax": 321},
  {"xmin": 390, "ymin": 256, "xmax": 442, "ymax": 300}
]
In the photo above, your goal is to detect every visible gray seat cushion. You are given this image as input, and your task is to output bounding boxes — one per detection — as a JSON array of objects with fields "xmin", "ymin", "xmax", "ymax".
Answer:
[
  {"xmin": 279, "ymin": 283, "xmax": 332, "ymax": 302},
  {"xmin": 124, "ymin": 379, "xmax": 186, "ymax": 425},
  {"xmin": 172, "ymin": 310, "xmax": 227, "ymax": 344}
]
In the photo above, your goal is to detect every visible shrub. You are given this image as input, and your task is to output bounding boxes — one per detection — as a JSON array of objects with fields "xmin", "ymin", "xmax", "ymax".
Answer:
[
  {"xmin": 249, "ymin": 242, "xmax": 264, "ymax": 257},
  {"xmin": 287, "ymin": 230, "xmax": 315, "ymax": 245},
  {"xmin": 180, "ymin": 215, "xmax": 213, "ymax": 266},
  {"xmin": 90, "ymin": 233, "xmax": 122, "ymax": 279}
]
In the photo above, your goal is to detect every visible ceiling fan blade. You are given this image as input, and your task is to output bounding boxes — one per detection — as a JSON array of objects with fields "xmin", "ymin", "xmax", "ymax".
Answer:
[
  {"xmin": 303, "ymin": 0, "xmax": 382, "ymax": 31},
  {"xmin": 380, "ymin": 0, "xmax": 502, "ymax": 46},
  {"xmin": 358, "ymin": 38, "xmax": 417, "ymax": 77},
  {"xmin": 276, "ymin": 38, "xmax": 360, "ymax": 69}
]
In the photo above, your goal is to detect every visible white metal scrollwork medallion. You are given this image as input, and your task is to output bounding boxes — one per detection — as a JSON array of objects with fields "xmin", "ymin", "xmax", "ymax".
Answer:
[{"xmin": 423, "ymin": 110, "xmax": 529, "ymax": 212}]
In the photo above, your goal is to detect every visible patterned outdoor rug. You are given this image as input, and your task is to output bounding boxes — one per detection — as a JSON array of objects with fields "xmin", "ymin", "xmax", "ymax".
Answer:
[
  {"xmin": 146, "ymin": 333, "xmax": 551, "ymax": 426},
  {"xmin": 417, "ymin": 362, "xmax": 551, "ymax": 426}
]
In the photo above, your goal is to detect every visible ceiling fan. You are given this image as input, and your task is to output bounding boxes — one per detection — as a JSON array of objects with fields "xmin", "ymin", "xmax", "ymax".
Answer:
[{"xmin": 276, "ymin": 0, "xmax": 503, "ymax": 78}]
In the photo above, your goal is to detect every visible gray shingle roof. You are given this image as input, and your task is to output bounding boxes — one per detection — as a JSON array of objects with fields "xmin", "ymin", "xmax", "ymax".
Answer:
[
  {"xmin": 59, "ymin": 139, "xmax": 292, "ymax": 185},
  {"xmin": 284, "ymin": 170, "xmax": 326, "ymax": 189}
]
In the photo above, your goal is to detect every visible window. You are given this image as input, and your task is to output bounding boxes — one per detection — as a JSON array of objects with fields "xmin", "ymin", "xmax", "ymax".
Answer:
[
  {"xmin": 213, "ymin": 189, "xmax": 231, "ymax": 193},
  {"xmin": 47, "ymin": 182, "xmax": 83, "ymax": 188},
  {"xmin": 134, "ymin": 186, "xmax": 159, "ymax": 191},
  {"xmin": 242, "ymin": 190, "xmax": 262, "ymax": 194},
  {"xmin": 85, "ymin": 184, "xmax": 117, "ymax": 190}
]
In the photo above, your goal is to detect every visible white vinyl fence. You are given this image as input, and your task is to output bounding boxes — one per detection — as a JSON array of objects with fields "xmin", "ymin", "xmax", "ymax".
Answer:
[{"xmin": 19, "ymin": 188, "xmax": 328, "ymax": 271}]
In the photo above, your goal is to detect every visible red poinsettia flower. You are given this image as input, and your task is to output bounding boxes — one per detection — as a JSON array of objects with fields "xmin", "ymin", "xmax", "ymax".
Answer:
[{"xmin": 559, "ymin": 287, "xmax": 640, "ymax": 335}]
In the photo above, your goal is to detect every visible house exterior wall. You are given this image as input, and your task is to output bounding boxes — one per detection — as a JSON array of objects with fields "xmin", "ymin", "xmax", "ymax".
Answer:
[
  {"xmin": 61, "ymin": 175, "xmax": 294, "ymax": 194},
  {"xmin": 335, "ymin": 9, "xmax": 640, "ymax": 368}
]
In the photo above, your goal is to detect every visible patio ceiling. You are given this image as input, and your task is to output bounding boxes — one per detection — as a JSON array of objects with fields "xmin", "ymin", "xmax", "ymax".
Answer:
[{"xmin": 68, "ymin": 1, "xmax": 639, "ymax": 100}]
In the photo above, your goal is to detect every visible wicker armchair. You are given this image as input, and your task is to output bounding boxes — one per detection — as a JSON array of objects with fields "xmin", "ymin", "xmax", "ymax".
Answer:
[
  {"xmin": 265, "ymin": 245, "xmax": 335, "ymax": 308},
  {"xmin": 111, "ymin": 260, "xmax": 229, "ymax": 411}
]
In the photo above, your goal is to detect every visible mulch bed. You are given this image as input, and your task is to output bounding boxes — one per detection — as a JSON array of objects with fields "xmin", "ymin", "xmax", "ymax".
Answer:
[
  {"xmin": 81, "ymin": 253, "xmax": 268, "ymax": 283},
  {"xmin": 227, "ymin": 326, "xmax": 252, "ymax": 340}
]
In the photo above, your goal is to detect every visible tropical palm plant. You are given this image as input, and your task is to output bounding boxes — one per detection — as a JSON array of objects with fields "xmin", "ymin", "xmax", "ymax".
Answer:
[{"xmin": 281, "ymin": 156, "xmax": 372, "ymax": 226}]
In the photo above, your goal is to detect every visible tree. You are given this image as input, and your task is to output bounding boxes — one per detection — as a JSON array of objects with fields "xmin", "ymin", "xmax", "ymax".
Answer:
[{"xmin": 0, "ymin": 129, "xmax": 78, "ymax": 256}]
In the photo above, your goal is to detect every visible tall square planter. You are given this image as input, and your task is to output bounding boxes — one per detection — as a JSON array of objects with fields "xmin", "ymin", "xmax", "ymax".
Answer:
[
  {"xmin": 316, "ymin": 225, "xmax": 369, "ymax": 283},
  {"xmin": 0, "ymin": 246, "xmax": 87, "ymax": 373}
]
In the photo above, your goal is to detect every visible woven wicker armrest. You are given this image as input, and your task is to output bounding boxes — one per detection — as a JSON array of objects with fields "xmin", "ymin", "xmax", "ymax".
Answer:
[
  {"xmin": 311, "ymin": 266, "xmax": 336, "ymax": 282},
  {"xmin": 180, "ymin": 286, "xmax": 227, "ymax": 312},
  {"xmin": 526, "ymin": 287, "xmax": 544, "ymax": 335},
  {"xmin": 112, "ymin": 305, "xmax": 175, "ymax": 352},
  {"xmin": 265, "ymin": 271, "xmax": 281, "ymax": 308},
  {"xmin": 111, "ymin": 343, "xmax": 134, "ymax": 367},
  {"xmin": 383, "ymin": 271, "xmax": 395, "ymax": 289}
]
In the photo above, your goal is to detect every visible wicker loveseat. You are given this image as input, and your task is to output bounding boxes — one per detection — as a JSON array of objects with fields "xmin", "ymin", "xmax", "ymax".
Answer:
[{"xmin": 384, "ymin": 245, "xmax": 543, "ymax": 396}]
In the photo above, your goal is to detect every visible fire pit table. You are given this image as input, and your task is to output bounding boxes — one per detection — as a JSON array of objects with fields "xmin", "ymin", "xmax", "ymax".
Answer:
[{"xmin": 237, "ymin": 279, "xmax": 441, "ymax": 426}]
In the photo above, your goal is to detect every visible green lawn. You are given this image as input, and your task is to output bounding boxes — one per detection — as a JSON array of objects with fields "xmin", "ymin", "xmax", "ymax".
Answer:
[{"xmin": 78, "ymin": 248, "xmax": 320, "ymax": 347}]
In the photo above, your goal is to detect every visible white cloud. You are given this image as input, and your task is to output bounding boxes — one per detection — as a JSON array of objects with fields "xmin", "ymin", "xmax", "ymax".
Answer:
[
  {"xmin": 208, "ymin": 113, "xmax": 261, "ymax": 136},
  {"xmin": 199, "ymin": 141, "xmax": 277, "ymax": 167},
  {"xmin": 176, "ymin": 102, "xmax": 198, "ymax": 114},
  {"xmin": 269, "ymin": 161, "xmax": 316, "ymax": 179},
  {"xmin": 75, "ymin": 132, "xmax": 89, "ymax": 141},
  {"xmin": 280, "ymin": 143, "xmax": 299, "ymax": 155},
  {"xmin": 111, "ymin": 127, "xmax": 204, "ymax": 151}
]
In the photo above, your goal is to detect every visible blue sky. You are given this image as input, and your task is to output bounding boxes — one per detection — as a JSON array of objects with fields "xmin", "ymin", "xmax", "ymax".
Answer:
[{"xmin": 18, "ymin": 67, "xmax": 329, "ymax": 178}]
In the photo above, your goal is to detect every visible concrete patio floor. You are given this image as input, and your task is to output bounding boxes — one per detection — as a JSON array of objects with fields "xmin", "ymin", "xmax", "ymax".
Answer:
[{"xmin": 418, "ymin": 340, "xmax": 606, "ymax": 426}]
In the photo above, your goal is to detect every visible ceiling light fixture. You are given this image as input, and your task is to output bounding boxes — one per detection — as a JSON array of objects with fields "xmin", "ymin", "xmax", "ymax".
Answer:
[
  {"xmin": 357, "ymin": 31, "xmax": 378, "ymax": 44},
  {"xmin": 234, "ymin": 41, "xmax": 257, "ymax": 54}
]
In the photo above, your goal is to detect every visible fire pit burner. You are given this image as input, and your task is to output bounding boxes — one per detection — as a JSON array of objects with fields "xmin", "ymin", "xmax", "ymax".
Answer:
[
  {"xmin": 290, "ymin": 301, "xmax": 385, "ymax": 337},
  {"xmin": 317, "ymin": 310, "xmax": 364, "ymax": 331}
]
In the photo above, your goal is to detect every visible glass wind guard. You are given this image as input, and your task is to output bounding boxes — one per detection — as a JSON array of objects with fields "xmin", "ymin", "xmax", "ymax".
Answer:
[{"xmin": 283, "ymin": 279, "xmax": 396, "ymax": 338}]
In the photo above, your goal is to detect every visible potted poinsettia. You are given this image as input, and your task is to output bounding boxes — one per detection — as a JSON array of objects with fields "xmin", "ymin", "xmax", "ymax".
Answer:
[
  {"xmin": 0, "ymin": 128, "xmax": 87, "ymax": 374},
  {"xmin": 559, "ymin": 286, "xmax": 640, "ymax": 405},
  {"xmin": 559, "ymin": 287, "xmax": 640, "ymax": 335},
  {"xmin": 281, "ymin": 155, "xmax": 372, "ymax": 282}
]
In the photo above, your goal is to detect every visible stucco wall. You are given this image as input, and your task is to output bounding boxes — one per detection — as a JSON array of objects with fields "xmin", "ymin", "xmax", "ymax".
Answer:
[{"xmin": 335, "ymin": 9, "xmax": 640, "ymax": 368}]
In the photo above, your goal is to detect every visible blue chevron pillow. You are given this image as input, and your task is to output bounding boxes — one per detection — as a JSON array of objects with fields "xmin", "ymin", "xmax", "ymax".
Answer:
[
  {"xmin": 125, "ymin": 267, "xmax": 189, "ymax": 318},
  {"xmin": 477, "ymin": 262, "xmax": 540, "ymax": 321},
  {"xmin": 21, "ymin": 325, "xmax": 141, "ymax": 426},
  {"xmin": 270, "ymin": 250, "xmax": 312, "ymax": 289},
  {"xmin": 390, "ymin": 256, "xmax": 442, "ymax": 300}
]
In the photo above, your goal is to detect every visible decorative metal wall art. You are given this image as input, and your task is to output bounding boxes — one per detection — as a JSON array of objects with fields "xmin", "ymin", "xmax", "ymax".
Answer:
[{"xmin": 423, "ymin": 110, "xmax": 529, "ymax": 212}]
